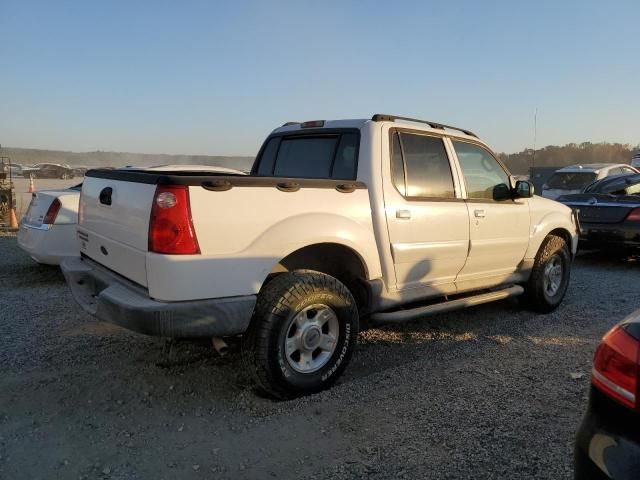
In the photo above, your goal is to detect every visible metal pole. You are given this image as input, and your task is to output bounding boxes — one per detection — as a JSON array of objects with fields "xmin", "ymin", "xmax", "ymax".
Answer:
[{"xmin": 532, "ymin": 108, "xmax": 537, "ymax": 168}]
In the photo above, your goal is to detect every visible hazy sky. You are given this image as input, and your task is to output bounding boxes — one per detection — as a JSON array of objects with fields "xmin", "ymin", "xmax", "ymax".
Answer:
[{"xmin": 1, "ymin": 0, "xmax": 639, "ymax": 156}]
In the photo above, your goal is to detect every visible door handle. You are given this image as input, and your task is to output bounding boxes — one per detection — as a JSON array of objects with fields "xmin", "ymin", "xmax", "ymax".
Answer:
[
  {"xmin": 474, "ymin": 209, "xmax": 486, "ymax": 218},
  {"xmin": 396, "ymin": 209, "xmax": 411, "ymax": 220}
]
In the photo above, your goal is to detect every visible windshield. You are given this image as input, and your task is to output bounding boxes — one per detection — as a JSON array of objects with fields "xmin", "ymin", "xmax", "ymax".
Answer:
[
  {"xmin": 585, "ymin": 173, "xmax": 640, "ymax": 195},
  {"xmin": 547, "ymin": 172, "xmax": 597, "ymax": 190}
]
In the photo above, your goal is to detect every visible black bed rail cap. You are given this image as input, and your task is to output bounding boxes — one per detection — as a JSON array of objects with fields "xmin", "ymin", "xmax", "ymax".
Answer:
[{"xmin": 371, "ymin": 114, "xmax": 477, "ymax": 138}]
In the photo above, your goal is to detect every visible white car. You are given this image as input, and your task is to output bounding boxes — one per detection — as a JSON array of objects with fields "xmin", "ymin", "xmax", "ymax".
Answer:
[
  {"xmin": 61, "ymin": 115, "xmax": 579, "ymax": 398},
  {"xmin": 18, "ymin": 184, "xmax": 82, "ymax": 265},
  {"xmin": 541, "ymin": 163, "xmax": 638, "ymax": 200},
  {"xmin": 18, "ymin": 165, "xmax": 243, "ymax": 265}
]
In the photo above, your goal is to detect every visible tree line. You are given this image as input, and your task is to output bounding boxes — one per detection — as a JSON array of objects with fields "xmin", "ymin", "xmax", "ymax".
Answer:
[
  {"xmin": 499, "ymin": 142, "xmax": 639, "ymax": 174},
  {"xmin": 2, "ymin": 142, "xmax": 638, "ymax": 176},
  {"xmin": 0, "ymin": 147, "xmax": 254, "ymax": 171}
]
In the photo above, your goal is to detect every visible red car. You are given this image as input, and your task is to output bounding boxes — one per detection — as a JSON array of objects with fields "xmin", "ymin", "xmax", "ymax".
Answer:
[{"xmin": 575, "ymin": 309, "xmax": 640, "ymax": 479}]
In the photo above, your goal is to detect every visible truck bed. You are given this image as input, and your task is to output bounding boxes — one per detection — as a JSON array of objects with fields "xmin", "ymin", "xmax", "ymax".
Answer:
[{"xmin": 79, "ymin": 168, "xmax": 375, "ymax": 302}]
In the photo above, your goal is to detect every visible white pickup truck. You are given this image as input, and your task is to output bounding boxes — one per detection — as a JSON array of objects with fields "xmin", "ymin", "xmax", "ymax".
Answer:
[{"xmin": 62, "ymin": 114, "xmax": 579, "ymax": 399}]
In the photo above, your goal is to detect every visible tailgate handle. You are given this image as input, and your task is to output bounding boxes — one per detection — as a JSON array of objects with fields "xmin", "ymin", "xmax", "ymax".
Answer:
[{"xmin": 99, "ymin": 187, "xmax": 113, "ymax": 206}]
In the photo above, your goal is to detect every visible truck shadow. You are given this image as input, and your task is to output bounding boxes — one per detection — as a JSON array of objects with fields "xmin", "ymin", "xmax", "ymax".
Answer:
[
  {"xmin": 4, "ymin": 262, "xmax": 65, "ymax": 288},
  {"xmin": 78, "ymin": 251, "xmax": 638, "ymax": 403},
  {"xmin": 575, "ymin": 249, "xmax": 639, "ymax": 268}
]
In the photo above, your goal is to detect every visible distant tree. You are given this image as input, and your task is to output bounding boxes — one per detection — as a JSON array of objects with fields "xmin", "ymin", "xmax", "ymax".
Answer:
[{"xmin": 500, "ymin": 142, "xmax": 636, "ymax": 174}]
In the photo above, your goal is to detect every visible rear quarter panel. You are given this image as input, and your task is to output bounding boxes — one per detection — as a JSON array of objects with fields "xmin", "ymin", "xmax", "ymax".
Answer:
[{"xmin": 146, "ymin": 185, "xmax": 381, "ymax": 301}]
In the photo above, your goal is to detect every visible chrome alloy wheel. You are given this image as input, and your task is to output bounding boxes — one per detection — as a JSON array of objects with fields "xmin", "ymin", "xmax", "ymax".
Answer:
[
  {"xmin": 543, "ymin": 254, "xmax": 563, "ymax": 296},
  {"xmin": 284, "ymin": 304, "xmax": 339, "ymax": 373}
]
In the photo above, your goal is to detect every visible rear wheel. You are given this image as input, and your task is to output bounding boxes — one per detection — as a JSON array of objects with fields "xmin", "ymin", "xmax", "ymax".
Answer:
[
  {"xmin": 242, "ymin": 270, "xmax": 359, "ymax": 399},
  {"xmin": 521, "ymin": 234, "xmax": 571, "ymax": 312}
]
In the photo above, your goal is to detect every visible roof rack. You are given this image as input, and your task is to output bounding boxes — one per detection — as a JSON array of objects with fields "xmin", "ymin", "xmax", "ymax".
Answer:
[{"xmin": 371, "ymin": 114, "xmax": 477, "ymax": 138}]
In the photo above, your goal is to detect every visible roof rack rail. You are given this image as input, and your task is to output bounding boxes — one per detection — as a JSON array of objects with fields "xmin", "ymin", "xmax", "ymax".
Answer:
[
  {"xmin": 371, "ymin": 114, "xmax": 477, "ymax": 138},
  {"xmin": 281, "ymin": 121, "xmax": 300, "ymax": 127}
]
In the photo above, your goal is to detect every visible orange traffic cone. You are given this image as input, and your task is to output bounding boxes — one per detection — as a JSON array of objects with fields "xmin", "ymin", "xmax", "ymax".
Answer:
[
  {"xmin": 9, "ymin": 207, "xmax": 19, "ymax": 229},
  {"xmin": 28, "ymin": 174, "xmax": 35, "ymax": 193}
]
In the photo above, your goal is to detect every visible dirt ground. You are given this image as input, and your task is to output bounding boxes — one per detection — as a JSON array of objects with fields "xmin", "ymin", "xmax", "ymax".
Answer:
[{"xmin": 1, "ymin": 234, "xmax": 638, "ymax": 479}]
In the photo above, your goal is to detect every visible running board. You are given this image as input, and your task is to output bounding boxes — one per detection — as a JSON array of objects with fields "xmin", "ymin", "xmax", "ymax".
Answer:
[{"xmin": 369, "ymin": 285, "xmax": 524, "ymax": 325}]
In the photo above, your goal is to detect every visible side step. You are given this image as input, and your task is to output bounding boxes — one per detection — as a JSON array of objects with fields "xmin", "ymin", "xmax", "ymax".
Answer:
[{"xmin": 369, "ymin": 285, "xmax": 524, "ymax": 326}]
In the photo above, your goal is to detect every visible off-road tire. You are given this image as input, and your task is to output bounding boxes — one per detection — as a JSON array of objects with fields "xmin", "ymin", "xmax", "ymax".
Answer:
[
  {"xmin": 242, "ymin": 270, "xmax": 359, "ymax": 399},
  {"xmin": 521, "ymin": 234, "xmax": 571, "ymax": 313}
]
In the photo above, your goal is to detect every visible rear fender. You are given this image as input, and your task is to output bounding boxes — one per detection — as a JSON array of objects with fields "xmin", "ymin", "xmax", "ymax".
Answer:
[{"xmin": 250, "ymin": 212, "xmax": 382, "ymax": 282}]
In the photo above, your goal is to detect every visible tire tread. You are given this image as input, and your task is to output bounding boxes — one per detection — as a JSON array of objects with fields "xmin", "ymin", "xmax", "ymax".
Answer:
[
  {"xmin": 242, "ymin": 270, "xmax": 358, "ymax": 399},
  {"xmin": 522, "ymin": 234, "xmax": 570, "ymax": 313}
]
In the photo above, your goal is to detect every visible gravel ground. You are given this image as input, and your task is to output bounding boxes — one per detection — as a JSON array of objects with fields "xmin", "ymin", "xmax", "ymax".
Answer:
[{"xmin": 1, "ymin": 233, "xmax": 639, "ymax": 479}]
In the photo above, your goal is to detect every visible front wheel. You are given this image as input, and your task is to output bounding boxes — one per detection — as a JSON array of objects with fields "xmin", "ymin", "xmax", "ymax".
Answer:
[
  {"xmin": 242, "ymin": 270, "xmax": 359, "ymax": 399},
  {"xmin": 521, "ymin": 234, "xmax": 571, "ymax": 313}
]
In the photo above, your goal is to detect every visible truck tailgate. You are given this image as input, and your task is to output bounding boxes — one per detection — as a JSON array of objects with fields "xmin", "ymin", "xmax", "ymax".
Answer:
[{"xmin": 79, "ymin": 176, "xmax": 156, "ymax": 286}]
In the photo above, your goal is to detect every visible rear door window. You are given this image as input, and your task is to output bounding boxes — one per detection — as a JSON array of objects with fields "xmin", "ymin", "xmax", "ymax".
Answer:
[
  {"xmin": 390, "ymin": 132, "xmax": 406, "ymax": 196},
  {"xmin": 391, "ymin": 132, "xmax": 455, "ymax": 199},
  {"xmin": 256, "ymin": 131, "xmax": 359, "ymax": 179}
]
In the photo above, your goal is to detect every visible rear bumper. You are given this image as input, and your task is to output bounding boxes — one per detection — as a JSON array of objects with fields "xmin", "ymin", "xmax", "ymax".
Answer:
[
  {"xmin": 17, "ymin": 222, "xmax": 79, "ymax": 265},
  {"xmin": 60, "ymin": 256, "xmax": 256, "ymax": 338},
  {"xmin": 575, "ymin": 389, "xmax": 640, "ymax": 479},
  {"xmin": 578, "ymin": 223, "xmax": 640, "ymax": 250}
]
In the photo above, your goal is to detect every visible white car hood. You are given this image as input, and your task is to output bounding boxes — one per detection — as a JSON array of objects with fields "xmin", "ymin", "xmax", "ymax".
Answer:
[{"xmin": 540, "ymin": 188, "xmax": 581, "ymax": 200}]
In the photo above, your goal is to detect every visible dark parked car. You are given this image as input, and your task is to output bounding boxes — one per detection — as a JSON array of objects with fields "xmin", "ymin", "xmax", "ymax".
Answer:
[
  {"xmin": 25, "ymin": 163, "xmax": 75, "ymax": 179},
  {"xmin": 575, "ymin": 309, "xmax": 640, "ymax": 479},
  {"xmin": 558, "ymin": 174, "xmax": 640, "ymax": 252},
  {"xmin": 71, "ymin": 166, "xmax": 90, "ymax": 177}
]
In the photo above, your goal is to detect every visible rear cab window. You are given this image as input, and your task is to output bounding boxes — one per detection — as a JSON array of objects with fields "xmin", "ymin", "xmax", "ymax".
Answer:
[{"xmin": 254, "ymin": 130, "xmax": 359, "ymax": 179}]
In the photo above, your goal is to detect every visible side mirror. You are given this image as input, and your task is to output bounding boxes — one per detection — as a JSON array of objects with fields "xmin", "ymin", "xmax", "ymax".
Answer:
[
  {"xmin": 492, "ymin": 183, "xmax": 511, "ymax": 201},
  {"xmin": 514, "ymin": 180, "xmax": 534, "ymax": 198}
]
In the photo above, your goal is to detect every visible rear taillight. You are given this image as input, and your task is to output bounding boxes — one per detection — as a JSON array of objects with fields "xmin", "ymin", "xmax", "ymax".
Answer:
[
  {"xmin": 149, "ymin": 185, "xmax": 200, "ymax": 254},
  {"xmin": 592, "ymin": 325, "xmax": 640, "ymax": 410},
  {"xmin": 626, "ymin": 208, "xmax": 640, "ymax": 222},
  {"xmin": 43, "ymin": 198, "xmax": 62, "ymax": 225}
]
